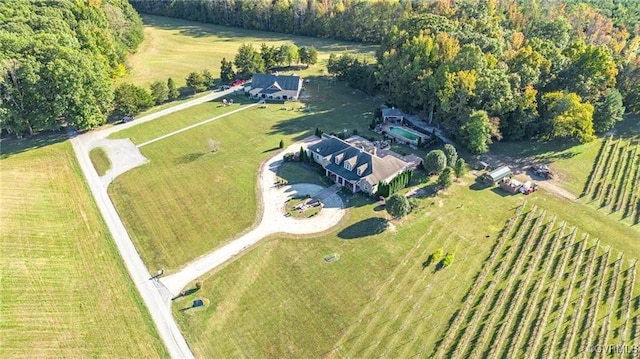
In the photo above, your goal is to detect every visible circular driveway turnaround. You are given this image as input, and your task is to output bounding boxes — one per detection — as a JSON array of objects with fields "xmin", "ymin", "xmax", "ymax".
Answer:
[
  {"xmin": 70, "ymin": 87, "xmax": 243, "ymax": 359},
  {"xmin": 71, "ymin": 89, "xmax": 346, "ymax": 358},
  {"xmin": 160, "ymin": 142, "xmax": 346, "ymax": 296}
]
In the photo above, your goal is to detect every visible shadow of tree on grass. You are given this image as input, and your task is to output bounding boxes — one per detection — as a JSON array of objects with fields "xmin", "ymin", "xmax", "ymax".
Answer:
[
  {"xmin": 175, "ymin": 152, "xmax": 207, "ymax": 164},
  {"xmin": 338, "ymin": 217, "xmax": 387, "ymax": 240}
]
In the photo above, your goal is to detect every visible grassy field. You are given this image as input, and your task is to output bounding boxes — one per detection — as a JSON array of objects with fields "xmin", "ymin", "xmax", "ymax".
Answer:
[
  {"xmin": 124, "ymin": 15, "xmax": 377, "ymax": 88},
  {"xmin": 112, "ymin": 16, "xmax": 640, "ymax": 357},
  {"xmin": 0, "ymin": 137, "xmax": 166, "ymax": 358},
  {"xmin": 89, "ymin": 147, "xmax": 111, "ymax": 176},
  {"xmin": 171, "ymin": 164, "xmax": 640, "ymax": 358},
  {"xmin": 108, "ymin": 78, "xmax": 385, "ymax": 271}
]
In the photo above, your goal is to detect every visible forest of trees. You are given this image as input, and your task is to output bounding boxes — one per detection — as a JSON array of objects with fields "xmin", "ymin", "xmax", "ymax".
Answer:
[
  {"xmin": 0, "ymin": 0, "xmax": 144, "ymax": 136},
  {"xmin": 3, "ymin": 0, "xmax": 638, "ymax": 147},
  {"xmin": 129, "ymin": 0, "xmax": 409, "ymax": 44},
  {"xmin": 370, "ymin": 0, "xmax": 638, "ymax": 152},
  {"xmin": 133, "ymin": 0, "xmax": 639, "ymax": 152}
]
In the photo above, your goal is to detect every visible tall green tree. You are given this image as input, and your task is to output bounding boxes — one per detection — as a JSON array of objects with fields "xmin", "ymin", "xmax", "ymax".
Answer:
[
  {"xmin": 150, "ymin": 80, "xmax": 168, "ymax": 105},
  {"xmin": 234, "ymin": 43, "xmax": 265, "ymax": 79},
  {"xmin": 260, "ymin": 43, "xmax": 277, "ymax": 70},
  {"xmin": 167, "ymin": 77, "xmax": 179, "ymax": 100},
  {"xmin": 438, "ymin": 167, "xmax": 454, "ymax": 188},
  {"xmin": 443, "ymin": 144, "xmax": 457, "ymax": 168},
  {"xmin": 386, "ymin": 193, "xmax": 410, "ymax": 218},
  {"xmin": 220, "ymin": 58, "xmax": 235, "ymax": 84},
  {"xmin": 454, "ymin": 158, "xmax": 467, "ymax": 178},
  {"xmin": 424, "ymin": 150, "xmax": 447, "ymax": 175},
  {"xmin": 113, "ymin": 83, "xmax": 153, "ymax": 115},
  {"xmin": 186, "ymin": 71, "xmax": 206, "ymax": 94},
  {"xmin": 593, "ymin": 88, "xmax": 624, "ymax": 133},
  {"xmin": 299, "ymin": 46, "xmax": 318, "ymax": 66},
  {"xmin": 459, "ymin": 110, "xmax": 492, "ymax": 154},
  {"xmin": 201, "ymin": 69, "xmax": 214, "ymax": 89}
]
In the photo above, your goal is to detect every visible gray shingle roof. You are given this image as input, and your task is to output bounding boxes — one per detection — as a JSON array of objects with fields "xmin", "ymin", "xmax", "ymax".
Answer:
[
  {"xmin": 308, "ymin": 136, "xmax": 351, "ymax": 157},
  {"xmin": 250, "ymin": 74, "xmax": 302, "ymax": 99},
  {"xmin": 319, "ymin": 136, "xmax": 409, "ymax": 185},
  {"xmin": 382, "ymin": 107, "xmax": 404, "ymax": 118}
]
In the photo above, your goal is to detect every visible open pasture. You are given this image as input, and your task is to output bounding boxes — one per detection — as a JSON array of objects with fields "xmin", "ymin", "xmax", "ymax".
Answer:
[
  {"xmin": 108, "ymin": 78, "xmax": 382, "ymax": 271},
  {"xmin": 171, "ymin": 180, "xmax": 511, "ymax": 358},
  {"xmin": 124, "ymin": 15, "xmax": 377, "ymax": 87},
  {"xmin": 0, "ymin": 139, "xmax": 166, "ymax": 358},
  {"xmin": 169, "ymin": 164, "xmax": 640, "ymax": 358},
  {"xmin": 582, "ymin": 136, "xmax": 640, "ymax": 225}
]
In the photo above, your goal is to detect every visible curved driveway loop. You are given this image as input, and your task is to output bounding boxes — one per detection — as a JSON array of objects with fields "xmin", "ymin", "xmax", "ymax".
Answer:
[
  {"xmin": 71, "ymin": 88, "xmax": 346, "ymax": 358},
  {"xmin": 160, "ymin": 142, "xmax": 345, "ymax": 296}
]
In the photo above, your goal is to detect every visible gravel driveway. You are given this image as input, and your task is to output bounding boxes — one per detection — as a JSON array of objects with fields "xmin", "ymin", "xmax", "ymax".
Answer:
[{"xmin": 160, "ymin": 139, "xmax": 346, "ymax": 296}]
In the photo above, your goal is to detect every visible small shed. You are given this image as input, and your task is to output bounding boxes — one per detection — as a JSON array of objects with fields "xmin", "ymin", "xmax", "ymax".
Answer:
[
  {"xmin": 476, "ymin": 161, "xmax": 490, "ymax": 170},
  {"xmin": 500, "ymin": 177, "xmax": 522, "ymax": 193},
  {"xmin": 382, "ymin": 107, "xmax": 404, "ymax": 123},
  {"xmin": 484, "ymin": 166, "xmax": 512, "ymax": 184}
]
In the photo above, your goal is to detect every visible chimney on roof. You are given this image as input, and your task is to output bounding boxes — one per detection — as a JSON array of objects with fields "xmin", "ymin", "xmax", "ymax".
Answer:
[{"xmin": 370, "ymin": 147, "xmax": 376, "ymax": 156}]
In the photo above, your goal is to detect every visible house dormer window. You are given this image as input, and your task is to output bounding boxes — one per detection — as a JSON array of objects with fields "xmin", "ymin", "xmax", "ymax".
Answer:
[
  {"xmin": 357, "ymin": 168, "xmax": 362, "ymax": 176},
  {"xmin": 344, "ymin": 162, "xmax": 351, "ymax": 170},
  {"xmin": 335, "ymin": 157, "xmax": 339, "ymax": 164}
]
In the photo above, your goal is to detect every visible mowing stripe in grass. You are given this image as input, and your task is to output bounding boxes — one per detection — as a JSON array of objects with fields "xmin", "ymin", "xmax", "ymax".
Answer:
[{"xmin": 137, "ymin": 102, "xmax": 259, "ymax": 148}]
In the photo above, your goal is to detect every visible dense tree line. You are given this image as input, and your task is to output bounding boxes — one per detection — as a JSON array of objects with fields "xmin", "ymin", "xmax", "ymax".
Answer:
[
  {"xmin": 366, "ymin": 0, "xmax": 638, "ymax": 152},
  {"xmin": 232, "ymin": 43, "xmax": 317, "ymax": 80},
  {"xmin": 130, "ymin": 0, "xmax": 416, "ymax": 44},
  {"xmin": 0, "ymin": 0, "xmax": 144, "ymax": 136},
  {"xmin": 129, "ymin": 0, "xmax": 638, "ymax": 153}
]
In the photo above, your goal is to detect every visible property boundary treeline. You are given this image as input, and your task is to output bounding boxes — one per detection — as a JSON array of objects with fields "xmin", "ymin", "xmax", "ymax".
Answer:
[
  {"xmin": 130, "ymin": 0, "xmax": 408, "ymax": 44},
  {"xmin": 582, "ymin": 136, "xmax": 640, "ymax": 225},
  {"xmin": 431, "ymin": 203, "xmax": 640, "ymax": 359}
]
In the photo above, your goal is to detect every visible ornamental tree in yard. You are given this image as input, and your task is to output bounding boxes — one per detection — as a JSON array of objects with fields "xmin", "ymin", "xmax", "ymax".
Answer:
[
  {"xmin": 167, "ymin": 78, "xmax": 179, "ymax": 100},
  {"xmin": 386, "ymin": 193, "xmax": 411, "ymax": 218},
  {"xmin": 443, "ymin": 144, "xmax": 457, "ymax": 167},
  {"xmin": 454, "ymin": 158, "xmax": 467, "ymax": 178},
  {"xmin": 424, "ymin": 150, "xmax": 447, "ymax": 175},
  {"xmin": 150, "ymin": 80, "xmax": 168, "ymax": 105},
  {"xmin": 438, "ymin": 167, "xmax": 454, "ymax": 188}
]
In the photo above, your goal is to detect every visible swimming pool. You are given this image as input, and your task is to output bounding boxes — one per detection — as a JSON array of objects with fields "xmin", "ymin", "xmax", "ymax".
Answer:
[{"xmin": 388, "ymin": 126, "xmax": 422, "ymax": 142}]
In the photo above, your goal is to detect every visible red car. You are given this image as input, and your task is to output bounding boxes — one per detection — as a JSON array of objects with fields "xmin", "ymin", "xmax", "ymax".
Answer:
[{"xmin": 232, "ymin": 79, "xmax": 245, "ymax": 86}]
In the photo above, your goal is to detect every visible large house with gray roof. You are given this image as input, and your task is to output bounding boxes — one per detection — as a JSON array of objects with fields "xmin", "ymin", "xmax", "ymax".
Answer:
[
  {"xmin": 247, "ymin": 73, "xmax": 303, "ymax": 101},
  {"xmin": 307, "ymin": 134, "xmax": 411, "ymax": 195}
]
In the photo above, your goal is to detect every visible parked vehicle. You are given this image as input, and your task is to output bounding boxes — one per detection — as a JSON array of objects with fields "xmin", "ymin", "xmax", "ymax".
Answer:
[{"xmin": 531, "ymin": 164, "xmax": 553, "ymax": 179}]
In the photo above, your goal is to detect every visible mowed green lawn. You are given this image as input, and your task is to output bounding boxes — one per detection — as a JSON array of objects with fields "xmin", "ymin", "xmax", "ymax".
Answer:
[
  {"xmin": 108, "ymin": 79, "xmax": 383, "ymax": 271},
  {"xmin": 0, "ymin": 138, "xmax": 166, "ymax": 358},
  {"xmin": 171, "ymin": 165, "xmax": 640, "ymax": 358},
  {"xmin": 125, "ymin": 15, "xmax": 377, "ymax": 87}
]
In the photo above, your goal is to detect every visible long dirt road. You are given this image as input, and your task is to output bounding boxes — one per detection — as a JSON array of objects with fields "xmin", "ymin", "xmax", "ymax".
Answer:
[
  {"xmin": 70, "ymin": 88, "xmax": 243, "ymax": 359},
  {"xmin": 70, "ymin": 87, "xmax": 346, "ymax": 358}
]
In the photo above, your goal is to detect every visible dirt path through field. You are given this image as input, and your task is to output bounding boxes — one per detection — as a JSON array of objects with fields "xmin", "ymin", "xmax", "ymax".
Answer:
[{"xmin": 481, "ymin": 152, "xmax": 577, "ymax": 201}]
